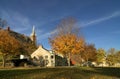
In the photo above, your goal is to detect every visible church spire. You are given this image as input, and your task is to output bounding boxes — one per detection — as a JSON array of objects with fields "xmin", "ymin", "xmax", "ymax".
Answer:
[
  {"xmin": 31, "ymin": 25, "xmax": 36, "ymax": 36},
  {"xmin": 30, "ymin": 25, "xmax": 36, "ymax": 45}
]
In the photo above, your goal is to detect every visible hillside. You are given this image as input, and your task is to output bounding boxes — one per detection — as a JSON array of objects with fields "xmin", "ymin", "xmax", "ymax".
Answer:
[{"xmin": 0, "ymin": 27, "xmax": 37, "ymax": 55}]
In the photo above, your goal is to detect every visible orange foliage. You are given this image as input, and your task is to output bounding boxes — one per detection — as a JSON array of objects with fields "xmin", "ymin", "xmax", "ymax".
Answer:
[
  {"xmin": 0, "ymin": 30, "xmax": 22, "ymax": 55},
  {"xmin": 49, "ymin": 17, "xmax": 85, "ymax": 66},
  {"xmin": 49, "ymin": 33, "xmax": 85, "ymax": 56}
]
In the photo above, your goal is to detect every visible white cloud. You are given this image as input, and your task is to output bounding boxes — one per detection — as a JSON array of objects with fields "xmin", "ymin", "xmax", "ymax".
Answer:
[
  {"xmin": 37, "ymin": 29, "xmax": 58, "ymax": 41},
  {"xmin": 80, "ymin": 11, "xmax": 120, "ymax": 27},
  {"xmin": 0, "ymin": 9, "xmax": 60, "ymax": 44},
  {"xmin": 0, "ymin": 10, "xmax": 33, "ymax": 34}
]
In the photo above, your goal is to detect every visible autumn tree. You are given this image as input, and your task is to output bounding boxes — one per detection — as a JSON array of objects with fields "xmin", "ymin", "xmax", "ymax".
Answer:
[
  {"xmin": 81, "ymin": 44, "xmax": 97, "ymax": 63},
  {"xmin": 116, "ymin": 51, "xmax": 120, "ymax": 63},
  {"xmin": 96, "ymin": 48, "xmax": 106, "ymax": 65},
  {"xmin": 106, "ymin": 48, "xmax": 118, "ymax": 66},
  {"xmin": 108, "ymin": 48, "xmax": 116, "ymax": 54},
  {"xmin": 0, "ymin": 30, "xmax": 24, "ymax": 67},
  {"xmin": 49, "ymin": 17, "xmax": 85, "ymax": 66}
]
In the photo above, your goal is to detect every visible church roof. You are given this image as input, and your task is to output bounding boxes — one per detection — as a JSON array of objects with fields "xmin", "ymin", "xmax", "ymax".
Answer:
[{"xmin": 9, "ymin": 30, "xmax": 32, "ymax": 43}]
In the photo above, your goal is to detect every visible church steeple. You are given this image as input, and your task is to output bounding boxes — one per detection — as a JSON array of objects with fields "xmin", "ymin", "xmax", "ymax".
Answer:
[
  {"xmin": 31, "ymin": 25, "xmax": 36, "ymax": 36},
  {"xmin": 30, "ymin": 25, "xmax": 36, "ymax": 45}
]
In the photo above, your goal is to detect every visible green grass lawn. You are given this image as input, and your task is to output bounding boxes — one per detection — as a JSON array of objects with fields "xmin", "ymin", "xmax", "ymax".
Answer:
[{"xmin": 0, "ymin": 67, "xmax": 120, "ymax": 79}]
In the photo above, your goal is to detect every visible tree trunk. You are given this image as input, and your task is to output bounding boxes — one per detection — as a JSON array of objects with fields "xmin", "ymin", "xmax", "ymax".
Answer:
[
  {"xmin": 2, "ymin": 55, "xmax": 6, "ymax": 67},
  {"xmin": 86, "ymin": 58, "xmax": 88, "ymax": 67},
  {"xmin": 67, "ymin": 53, "xmax": 71, "ymax": 66}
]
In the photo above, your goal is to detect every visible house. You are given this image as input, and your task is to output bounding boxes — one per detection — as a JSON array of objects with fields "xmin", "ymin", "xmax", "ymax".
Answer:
[
  {"xmin": 31, "ymin": 45, "xmax": 70, "ymax": 67},
  {"xmin": 31, "ymin": 45, "xmax": 55, "ymax": 67}
]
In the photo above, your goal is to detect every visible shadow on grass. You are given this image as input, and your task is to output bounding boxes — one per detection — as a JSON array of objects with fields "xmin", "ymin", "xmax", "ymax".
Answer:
[
  {"xmin": 0, "ymin": 67, "xmax": 120, "ymax": 79},
  {"xmin": 42, "ymin": 67, "xmax": 120, "ymax": 79},
  {"xmin": 93, "ymin": 67, "xmax": 120, "ymax": 78}
]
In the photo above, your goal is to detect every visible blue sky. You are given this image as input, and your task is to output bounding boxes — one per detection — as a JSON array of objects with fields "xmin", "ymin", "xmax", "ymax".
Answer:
[{"xmin": 0, "ymin": 0, "xmax": 120, "ymax": 51}]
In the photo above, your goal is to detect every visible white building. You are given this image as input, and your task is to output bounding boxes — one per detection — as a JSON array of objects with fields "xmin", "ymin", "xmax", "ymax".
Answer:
[{"xmin": 31, "ymin": 45, "xmax": 55, "ymax": 67}]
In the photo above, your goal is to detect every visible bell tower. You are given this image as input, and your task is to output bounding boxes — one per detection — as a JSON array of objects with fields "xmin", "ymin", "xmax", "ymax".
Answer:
[{"xmin": 30, "ymin": 25, "xmax": 36, "ymax": 45}]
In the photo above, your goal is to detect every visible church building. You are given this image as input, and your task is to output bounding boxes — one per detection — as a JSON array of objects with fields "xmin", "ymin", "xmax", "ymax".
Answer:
[{"xmin": 30, "ymin": 26, "xmax": 55, "ymax": 67}]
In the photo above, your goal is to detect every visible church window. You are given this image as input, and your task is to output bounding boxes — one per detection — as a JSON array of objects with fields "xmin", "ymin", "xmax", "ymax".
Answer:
[
  {"xmin": 51, "ymin": 55, "xmax": 54, "ymax": 59},
  {"xmin": 45, "ymin": 55, "xmax": 48, "ymax": 59}
]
